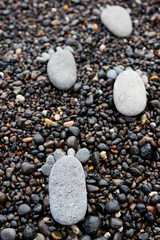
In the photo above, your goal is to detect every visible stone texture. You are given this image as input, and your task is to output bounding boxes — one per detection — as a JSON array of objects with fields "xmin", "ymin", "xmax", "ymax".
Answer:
[
  {"xmin": 113, "ymin": 70, "xmax": 146, "ymax": 116},
  {"xmin": 101, "ymin": 5, "xmax": 132, "ymax": 37},
  {"xmin": 47, "ymin": 48, "xmax": 77, "ymax": 90},
  {"xmin": 49, "ymin": 156, "xmax": 87, "ymax": 225}
]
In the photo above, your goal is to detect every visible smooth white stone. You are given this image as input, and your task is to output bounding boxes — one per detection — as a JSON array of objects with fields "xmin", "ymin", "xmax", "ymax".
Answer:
[
  {"xmin": 113, "ymin": 70, "xmax": 147, "ymax": 116},
  {"xmin": 47, "ymin": 48, "xmax": 77, "ymax": 90},
  {"xmin": 49, "ymin": 156, "xmax": 87, "ymax": 225},
  {"xmin": 101, "ymin": 5, "xmax": 132, "ymax": 37}
]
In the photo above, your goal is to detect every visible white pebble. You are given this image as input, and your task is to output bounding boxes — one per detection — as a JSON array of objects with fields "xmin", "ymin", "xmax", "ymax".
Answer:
[
  {"xmin": 42, "ymin": 52, "xmax": 50, "ymax": 61},
  {"xmin": 36, "ymin": 56, "xmax": 47, "ymax": 63},
  {"xmin": 101, "ymin": 5, "xmax": 132, "ymax": 37},
  {"xmin": 67, "ymin": 148, "xmax": 76, "ymax": 156},
  {"xmin": 113, "ymin": 70, "xmax": 147, "ymax": 116},
  {"xmin": 16, "ymin": 94, "xmax": 25, "ymax": 103}
]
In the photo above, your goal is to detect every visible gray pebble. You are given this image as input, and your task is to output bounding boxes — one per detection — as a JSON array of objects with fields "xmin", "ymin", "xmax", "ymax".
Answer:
[
  {"xmin": 21, "ymin": 162, "xmax": 35, "ymax": 174},
  {"xmin": 75, "ymin": 148, "xmax": 90, "ymax": 163},
  {"xmin": 41, "ymin": 164, "xmax": 52, "ymax": 176},
  {"xmin": 114, "ymin": 66, "xmax": 123, "ymax": 75},
  {"xmin": 53, "ymin": 149, "xmax": 65, "ymax": 161},
  {"xmin": 101, "ymin": 5, "xmax": 132, "ymax": 37},
  {"xmin": 46, "ymin": 155, "xmax": 55, "ymax": 166},
  {"xmin": 18, "ymin": 204, "xmax": 31, "ymax": 216},
  {"xmin": 106, "ymin": 69, "xmax": 117, "ymax": 80},
  {"xmin": 47, "ymin": 48, "xmax": 77, "ymax": 90},
  {"xmin": 68, "ymin": 126, "xmax": 80, "ymax": 136},
  {"xmin": 1, "ymin": 228, "xmax": 16, "ymax": 240},
  {"xmin": 34, "ymin": 133, "xmax": 44, "ymax": 144},
  {"xmin": 49, "ymin": 156, "xmax": 87, "ymax": 225}
]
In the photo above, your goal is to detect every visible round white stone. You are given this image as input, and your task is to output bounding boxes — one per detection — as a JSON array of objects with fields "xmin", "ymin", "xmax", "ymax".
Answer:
[
  {"xmin": 113, "ymin": 70, "xmax": 147, "ymax": 116},
  {"xmin": 49, "ymin": 156, "xmax": 87, "ymax": 225},
  {"xmin": 47, "ymin": 49, "xmax": 77, "ymax": 90},
  {"xmin": 101, "ymin": 5, "xmax": 132, "ymax": 37}
]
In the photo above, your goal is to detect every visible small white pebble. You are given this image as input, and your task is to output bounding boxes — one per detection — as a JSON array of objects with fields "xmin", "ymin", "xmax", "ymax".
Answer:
[
  {"xmin": 42, "ymin": 52, "xmax": 50, "ymax": 60},
  {"xmin": 67, "ymin": 148, "xmax": 75, "ymax": 156},
  {"xmin": 16, "ymin": 94, "xmax": 25, "ymax": 103},
  {"xmin": 16, "ymin": 48, "xmax": 22, "ymax": 55},
  {"xmin": 0, "ymin": 72, "xmax": 4, "ymax": 78},
  {"xmin": 148, "ymin": 191, "xmax": 158, "ymax": 197},
  {"xmin": 115, "ymin": 211, "xmax": 121, "ymax": 217},
  {"xmin": 110, "ymin": 128, "xmax": 115, "ymax": 133},
  {"xmin": 42, "ymin": 110, "xmax": 47, "ymax": 116},
  {"xmin": 150, "ymin": 122, "xmax": 156, "ymax": 128},
  {"xmin": 104, "ymin": 232, "xmax": 111, "ymax": 238},
  {"xmin": 36, "ymin": 56, "xmax": 47, "ymax": 63}
]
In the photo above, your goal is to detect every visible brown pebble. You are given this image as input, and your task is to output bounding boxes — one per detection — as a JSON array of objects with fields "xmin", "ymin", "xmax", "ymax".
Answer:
[
  {"xmin": 66, "ymin": 136, "xmax": 78, "ymax": 149},
  {"xmin": 150, "ymin": 140, "xmax": 157, "ymax": 148},
  {"xmin": 38, "ymin": 217, "xmax": 51, "ymax": 236},
  {"xmin": 0, "ymin": 191, "xmax": 7, "ymax": 203},
  {"xmin": 51, "ymin": 231, "xmax": 62, "ymax": 240},
  {"xmin": 129, "ymin": 203, "xmax": 136, "ymax": 212},
  {"xmin": 146, "ymin": 205, "xmax": 157, "ymax": 216},
  {"xmin": 150, "ymin": 75, "xmax": 159, "ymax": 81}
]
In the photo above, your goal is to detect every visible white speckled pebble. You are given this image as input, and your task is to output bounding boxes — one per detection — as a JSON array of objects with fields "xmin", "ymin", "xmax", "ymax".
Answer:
[
  {"xmin": 47, "ymin": 48, "xmax": 77, "ymax": 90},
  {"xmin": 101, "ymin": 5, "xmax": 132, "ymax": 37},
  {"xmin": 113, "ymin": 70, "xmax": 147, "ymax": 116},
  {"xmin": 49, "ymin": 156, "xmax": 87, "ymax": 225}
]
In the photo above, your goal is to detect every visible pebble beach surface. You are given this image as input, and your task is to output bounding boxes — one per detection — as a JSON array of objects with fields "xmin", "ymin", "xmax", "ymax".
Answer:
[{"xmin": 0, "ymin": 0, "xmax": 160, "ymax": 240}]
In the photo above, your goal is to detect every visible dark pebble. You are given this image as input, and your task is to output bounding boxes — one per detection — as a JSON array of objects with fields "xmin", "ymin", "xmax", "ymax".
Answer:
[
  {"xmin": 0, "ymin": 215, "xmax": 7, "ymax": 226},
  {"xmin": 23, "ymin": 223, "xmax": 37, "ymax": 240},
  {"xmin": 106, "ymin": 199, "xmax": 120, "ymax": 213},
  {"xmin": 113, "ymin": 232, "xmax": 122, "ymax": 240},
  {"xmin": 140, "ymin": 143, "xmax": 152, "ymax": 160},
  {"xmin": 138, "ymin": 233, "xmax": 149, "ymax": 240},
  {"xmin": 130, "ymin": 167, "xmax": 141, "ymax": 177},
  {"xmin": 68, "ymin": 126, "xmax": 80, "ymax": 136},
  {"xmin": 110, "ymin": 217, "xmax": 123, "ymax": 229},
  {"xmin": 33, "ymin": 133, "xmax": 44, "ymax": 144},
  {"xmin": 83, "ymin": 216, "xmax": 102, "ymax": 234},
  {"xmin": 21, "ymin": 162, "xmax": 35, "ymax": 174}
]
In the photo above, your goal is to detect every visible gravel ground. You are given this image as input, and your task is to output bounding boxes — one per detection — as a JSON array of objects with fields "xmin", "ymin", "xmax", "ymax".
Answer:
[{"xmin": 0, "ymin": 0, "xmax": 160, "ymax": 239}]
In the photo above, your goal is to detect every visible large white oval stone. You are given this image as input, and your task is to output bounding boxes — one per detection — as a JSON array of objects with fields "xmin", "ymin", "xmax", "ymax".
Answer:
[
  {"xmin": 101, "ymin": 5, "xmax": 132, "ymax": 37},
  {"xmin": 49, "ymin": 156, "xmax": 87, "ymax": 225},
  {"xmin": 47, "ymin": 49, "xmax": 77, "ymax": 90},
  {"xmin": 113, "ymin": 70, "xmax": 147, "ymax": 116}
]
